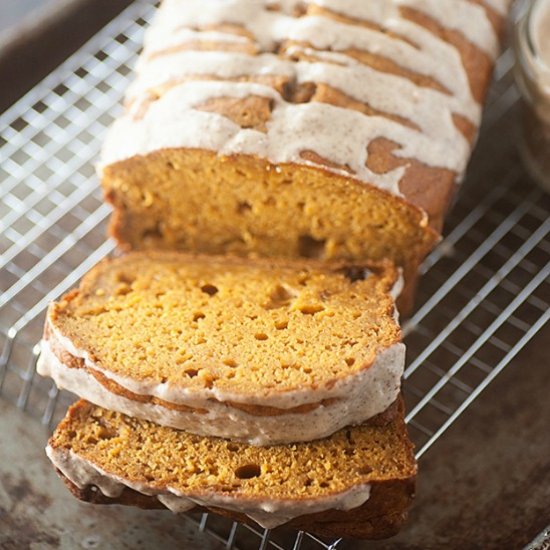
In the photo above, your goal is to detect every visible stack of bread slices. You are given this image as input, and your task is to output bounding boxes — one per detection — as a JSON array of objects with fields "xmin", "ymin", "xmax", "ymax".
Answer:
[
  {"xmin": 40, "ymin": 253, "xmax": 415, "ymax": 538},
  {"xmin": 39, "ymin": 0, "xmax": 508, "ymax": 540}
]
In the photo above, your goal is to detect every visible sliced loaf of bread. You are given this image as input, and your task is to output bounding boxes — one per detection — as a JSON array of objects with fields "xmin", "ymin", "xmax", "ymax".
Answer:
[
  {"xmin": 47, "ymin": 398, "xmax": 416, "ymax": 539},
  {"xmin": 39, "ymin": 251, "xmax": 405, "ymax": 445},
  {"xmin": 101, "ymin": 0, "xmax": 509, "ymax": 314}
]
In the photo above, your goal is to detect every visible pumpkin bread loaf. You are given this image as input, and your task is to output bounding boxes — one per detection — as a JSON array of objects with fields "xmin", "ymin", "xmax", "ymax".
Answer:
[
  {"xmin": 39, "ymin": 251, "xmax": 405, "ymax": 445},
  {"xmin": 101, "ymin": 0, "xmax": 509, "ymax": 313},
  {"xmin": 47, "ymin": 398, "xmax": 416, "ymax": 539}
]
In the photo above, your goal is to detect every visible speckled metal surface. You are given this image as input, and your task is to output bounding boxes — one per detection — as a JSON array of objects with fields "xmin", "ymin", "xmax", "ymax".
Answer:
[
  {"xmin": 364, "ymin": 329, "xmax": 550, "ymax": 550},
  {"xmin": 0, "ymin": 400, "xmax": 225, "ymax": 550}
]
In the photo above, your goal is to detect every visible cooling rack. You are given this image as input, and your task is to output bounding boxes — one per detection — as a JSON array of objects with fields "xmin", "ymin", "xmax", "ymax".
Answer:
[{"xmin": 0, "ymin": 1, "xmax": 549, "ymax": 549}]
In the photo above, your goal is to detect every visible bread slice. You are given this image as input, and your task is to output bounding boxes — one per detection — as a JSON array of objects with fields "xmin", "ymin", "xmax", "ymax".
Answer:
[
  {"xmin": 101, "ymin": 0, "xmax": 508, "ymax": 314},
  {"xmin": 39, "ymin": 251, "xmax": 405, "ymax": 445},
  {"xmin": 47, "ymin": 398, "xmax": 416, "ymax": 539}
]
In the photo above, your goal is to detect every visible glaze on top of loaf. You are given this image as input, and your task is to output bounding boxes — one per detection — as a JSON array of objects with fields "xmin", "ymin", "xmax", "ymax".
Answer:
[{"xmin": 102, "ymin": 0, "xmax": 509, "ymax": 199}]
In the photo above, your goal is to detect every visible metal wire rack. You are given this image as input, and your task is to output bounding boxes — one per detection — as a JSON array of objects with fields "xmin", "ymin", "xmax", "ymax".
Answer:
[{"xmin": 0, "ymin": 1, "xmax": 549, "ymax": 549}]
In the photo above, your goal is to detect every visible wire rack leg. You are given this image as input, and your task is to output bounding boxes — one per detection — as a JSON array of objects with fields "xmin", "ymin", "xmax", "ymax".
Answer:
[
  {"xmin": 291, "ymin": 532, "xmax": 305, "ymax": 550},
  {"xmin": 225, "ymin": 522, "xmax": 239, "ymax": 550},
  {"xmin": 258, "ymin": 529, "xmax": 271, "ymax": 550}
]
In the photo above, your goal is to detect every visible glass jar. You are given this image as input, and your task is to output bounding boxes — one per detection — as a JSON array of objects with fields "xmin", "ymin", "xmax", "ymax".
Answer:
[{"xmin": 513, "ymin": 0, "xmax": 550, "ymax": 192}]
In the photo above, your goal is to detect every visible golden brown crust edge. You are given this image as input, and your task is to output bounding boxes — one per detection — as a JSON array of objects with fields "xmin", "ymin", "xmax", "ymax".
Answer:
[
  {"xmin": 57, "ymin": 471, "xmax": 415, "ymax": 540},
  {"xmin": 49, "ymin": 250, "xmax": 402, "ymax": 296}
]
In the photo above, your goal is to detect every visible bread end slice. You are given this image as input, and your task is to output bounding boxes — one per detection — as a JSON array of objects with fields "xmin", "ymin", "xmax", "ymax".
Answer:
[{"xmin": 48, "ymin": 398, "xmax": 416, "ymax": 540}]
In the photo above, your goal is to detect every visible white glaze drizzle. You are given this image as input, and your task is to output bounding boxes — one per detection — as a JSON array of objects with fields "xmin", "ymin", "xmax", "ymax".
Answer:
[
  {"xmin": 129, "ymin": 49, "xmax": 480, "ymax": 126},
  {"xmin": 105, "ymin": 81, "xmax": 411, "ymax": 195},
  {"xmin": 38, "ymin": 337, "xmax": 403, "ymax": 445},
  {"xmin": 128, "ymin": 51, "xmax": 295, "ymax": 99},
  {"xmin": 287, "ymin": 15, "xmax": 474, "ymax": 101},
  {"xmin": 141, "ymin": 28, "xmax": 250, "ymax": 61},
  {"xmin": 399, "ymin": 0, "xmax": 498, "ymax": 57},
  {"xmin": 104, "ymin": 77, "xmax": 470, "ymax": 194},
  {"xmin": 293, "ymin": 59, "xmax": 477, "ymax": 132},
  {"xmin": 149, "ymin": 0, "xmax": 296, "ymax": 52},
  {"xmin": 47, "ymin": 446, "xmax": 372, "ymax": 529},
  {"xmin": 102, "ymin": 0, "xmax": 505, "ymax": 198},
  {"xmin": 311, "ymin": 0, "xmax": 499, "ymax": 57}
]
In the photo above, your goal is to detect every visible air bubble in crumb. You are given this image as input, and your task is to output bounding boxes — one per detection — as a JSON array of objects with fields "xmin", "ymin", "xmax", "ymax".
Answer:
[
  {"xmin": 201, "ymin": 284, "xmax": 218, "ymax": 296},
  {"xmin": 235, "ymin": 464, "xmax": 261, "ymax": 479},
  {"xmin": 298, "ymin": 304, "xmax": 325, "ymax": 315}
]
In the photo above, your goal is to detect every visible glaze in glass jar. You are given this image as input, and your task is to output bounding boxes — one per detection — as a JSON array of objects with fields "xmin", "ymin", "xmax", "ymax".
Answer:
[{"xmin": 514, "ymin": 0, "xmax": 550, "ymax": 192}]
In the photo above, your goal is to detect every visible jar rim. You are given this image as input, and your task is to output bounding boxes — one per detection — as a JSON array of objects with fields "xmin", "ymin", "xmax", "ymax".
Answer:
[{"xmin": 526, "ymin": 0, "xmax": 550, "ymax": 70}]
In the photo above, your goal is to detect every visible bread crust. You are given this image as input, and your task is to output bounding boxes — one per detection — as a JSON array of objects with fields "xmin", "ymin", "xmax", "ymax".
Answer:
[
  {"xmin": 48, "ymin": 397, "xmax": 417, "ymax": 540},
  {"xmin": 57, "ymin": 466, "xmax": 415, "ymax": 540},
  {"xmin": 61, "ymin": 476, "xmax": 416, "ymax": 540}
]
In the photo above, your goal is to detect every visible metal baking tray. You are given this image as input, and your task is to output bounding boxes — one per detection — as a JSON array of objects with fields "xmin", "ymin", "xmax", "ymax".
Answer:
[{"xmin": 1, "ymin": 1, "xmax": 549, "ymax": 548}]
